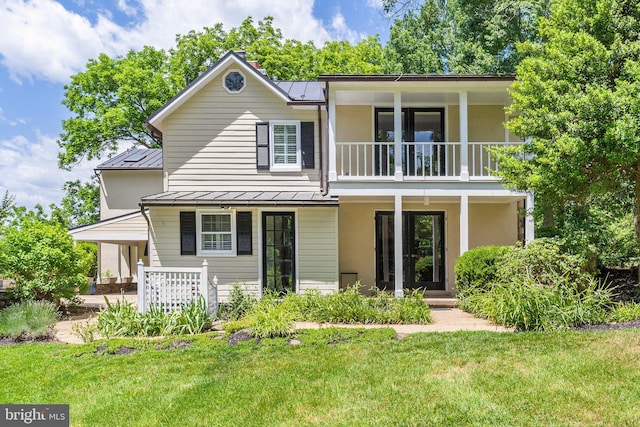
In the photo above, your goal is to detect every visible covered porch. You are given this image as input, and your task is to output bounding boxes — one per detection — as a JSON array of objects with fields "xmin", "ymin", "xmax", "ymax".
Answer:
[
  {"xmin": 68, "ymin": 210, "xmax": 150, "ymax": 291},
  {"xmin": 337, "ymin": 191, "xmax": 534, "ymax": 297}
]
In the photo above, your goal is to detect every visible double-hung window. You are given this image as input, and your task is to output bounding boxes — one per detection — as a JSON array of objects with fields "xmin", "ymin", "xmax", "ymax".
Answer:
[
  {"xmin": 197, "ymin": 211, "xmax": 235, "ymax": 256},
  {"xmin": 270, "ymin": 121, "xmax": 301, "ymax": 171}
]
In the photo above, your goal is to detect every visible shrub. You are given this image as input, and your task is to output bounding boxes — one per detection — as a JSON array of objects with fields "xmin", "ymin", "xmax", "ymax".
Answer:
[
  {"xmin": 608, "ymin": 302, "xmax": 640, "ymax": 323},
  {"xmin": 244, "ymin": 302, "xmax": 296, "ymax": 338},
  {"xmin": 496, "ymin": 238, "xmax": 592, "ymax": 289},
  {"xmin": 0, "ymin": 218, "xmax": 86, "ymax": 305},
  {"xmin": 96, "ymin": 297, "xmax": 211, "ymax": 338},
  {"xmin": 455, "ymin": 246, "xmax": 511, "ymax": 298},
  {"xmin": 219, "ymin": 283, "xmax": 257, "ymax": 320},
  {"xmin": 0, "ymin": 300, "xmax": 59, "ymax": 339},
  {"xmin": 458, "ymin": 239, "xmax": 612, "ymax": 331}
]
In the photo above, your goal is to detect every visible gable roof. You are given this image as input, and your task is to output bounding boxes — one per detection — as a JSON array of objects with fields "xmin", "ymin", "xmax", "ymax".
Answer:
[
  {"xmin": 96, "ymin": 148, "xmax": 162, "ymax": 170},
  {"xmin": 146, "ymin": 51, "xmax": 323, "ymax": 132}
]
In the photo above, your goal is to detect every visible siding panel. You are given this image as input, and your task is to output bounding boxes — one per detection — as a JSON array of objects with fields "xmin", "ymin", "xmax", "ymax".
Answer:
[{"xmin": 163, "ymin": 68, "xmax": 323, "ymax": 192}]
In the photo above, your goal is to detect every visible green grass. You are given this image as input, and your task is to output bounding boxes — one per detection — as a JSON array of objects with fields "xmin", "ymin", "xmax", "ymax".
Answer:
[{"xmin": 1, "ymin": 329, "xmax": 640, "ymax": 426}]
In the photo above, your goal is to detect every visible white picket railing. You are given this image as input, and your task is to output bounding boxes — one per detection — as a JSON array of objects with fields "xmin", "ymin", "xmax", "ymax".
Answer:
[
  {"xmin": 136, "ymin": 260, "xmax": 217, "ymax": 314},
  {"xmin": 335, "ymin": 141, "xmax": 519, "ymax": 180}
]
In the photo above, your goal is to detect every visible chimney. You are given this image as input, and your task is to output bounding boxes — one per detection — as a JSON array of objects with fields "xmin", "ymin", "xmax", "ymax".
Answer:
[{"xmin": 235, "ymin": 50, "xmax": 246, "ymax": 59}]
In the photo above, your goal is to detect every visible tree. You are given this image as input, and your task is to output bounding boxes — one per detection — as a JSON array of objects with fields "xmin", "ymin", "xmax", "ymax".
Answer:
[
  {"xmin": 59, "ymin": 16, "xmax": 387, "ymax": 169},
  {"xmin": 58, "ymin": 46, "xmax": 174, "ymax": 169},
  {"xmin": 50, "ymin": 177, "xmax": 100, "ymax": 228},
  {"xmin": 0, "ymin": 216, "xmax": 87, "ymax": 305},
  {"xmin": 384, "ymin": 0, "xmax": 549, "ymax": 74},
  {"xmin": 496, "ymin": 0, "xmax": 640, "ymax": 244},
  {"xmin": 0, "ymin": 190, "xmax": 15, "ymax": 225}
]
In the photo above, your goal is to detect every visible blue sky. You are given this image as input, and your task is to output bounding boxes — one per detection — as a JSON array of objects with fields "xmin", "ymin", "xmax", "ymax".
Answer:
[{"xmin": 0, "ymin": 0, "xmax": 393, "ymax": 209}]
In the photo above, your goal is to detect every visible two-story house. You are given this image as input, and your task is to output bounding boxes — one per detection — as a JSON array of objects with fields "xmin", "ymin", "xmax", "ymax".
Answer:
[{"xmin": 71, "ymin": 50, "xmax": 533, "ymax": 303}]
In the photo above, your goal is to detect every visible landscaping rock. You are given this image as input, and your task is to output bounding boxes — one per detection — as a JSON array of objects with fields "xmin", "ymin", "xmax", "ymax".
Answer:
[
  {"xmin": 228, "ymin": 329, "xmax": 253, "ymax": 346},
  {"xmin": 288, "ymin": 339, "xmax": 300, "ymax": 345}
]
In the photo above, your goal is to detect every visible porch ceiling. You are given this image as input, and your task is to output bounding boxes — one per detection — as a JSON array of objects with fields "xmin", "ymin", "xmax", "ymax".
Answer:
[
  {"xmin": 334, "ymin": 90, "xmax": 511, "ymax": 106},
  {"xmin": 338, "ymin": 195, "xmax": 525, "ymax": 204}
]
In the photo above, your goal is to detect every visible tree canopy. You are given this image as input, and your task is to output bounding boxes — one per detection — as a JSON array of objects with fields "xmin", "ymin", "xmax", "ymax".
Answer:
[
  {"xmin": 58, "ymin": 17, "xmax": 387, "ymax": 169},
  {"xmin": 384, "ymin": 0, "xmax": 549, "ymax": 74},
  {"xmin": 496, "ymin": 0, "xmax": 640, "ymax": 241}
]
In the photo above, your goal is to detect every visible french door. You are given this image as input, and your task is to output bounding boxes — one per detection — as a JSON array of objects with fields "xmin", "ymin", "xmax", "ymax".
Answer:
[
  {"xmin": 375, "ymin": 211, "xmax": 445, "ymax": 291},
  {"xmin": 375, "ymin": 108, "xmax": 445, "ymax": 176},
  {"xmin": 262, "ymin": 212, "xmax": 295, "ymax": 294}
]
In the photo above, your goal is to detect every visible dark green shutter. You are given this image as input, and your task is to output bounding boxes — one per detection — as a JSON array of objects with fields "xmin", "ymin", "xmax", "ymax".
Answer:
[
  {"xmin": 301, "ymin": 121, "xmax": 315, "ymax": 169},
  {"xmin": 256, "ymin": 122, "xmax": 270, "ymax": 169},
  {"xmin": 180, "ymin": 212, "xmax": 196, "ymax": 255},
  {"xmin": 236, "ymin": 211, "xmax": 252, "ymax": 255}
]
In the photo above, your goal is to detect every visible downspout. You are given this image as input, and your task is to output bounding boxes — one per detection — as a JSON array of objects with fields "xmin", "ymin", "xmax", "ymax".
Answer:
[
  {"xmin": 140, "ymin": 203, "xmax": 151, "ymax": 266},
  {"xmin": 318, "ymin": 103, "xmax": 325, "ymax": 195}
]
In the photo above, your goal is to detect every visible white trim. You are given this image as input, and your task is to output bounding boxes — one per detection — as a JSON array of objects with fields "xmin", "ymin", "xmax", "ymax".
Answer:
[
  {"xmin": 460, "ymin": 194, "xmax": 469, "ymax": 255},
  {"xmin": 393, "ymin": 91, "xmax": 403, "ymax": 181},
  {"xmin": 222, "ymin": 69, "xmax": 246, "ymax": 94},
  {"xmin": 68, "ymin": 211, "xmax": 142, "ymax": 234},
  {"xmin": 270, "ymin": 120, "xmax": 302, "ymax": 172},
  {"xmin": 196, "ymin": 209, "xmax": 236, "ymax": 257},
  {"xmin": 393, "ymin": 194, "xmax": 403, "ymax": 297},
  {"xmin": 459, "ymin": 90, "xmax": 469, "ymax": 181},
  {"xmin": 148, "ymin": 54, "xmax": 290, "ymax": 129},
  {"xmin": 70, "ymin": 232, "xmax": 147, "ymax": 242},
  {"xmin": 526, "ymin": 193, "xmax": 535, "ymax": 244},
  {"xmin": 328, "ymin": 88, "xmax": 337, "ymax": 181}
]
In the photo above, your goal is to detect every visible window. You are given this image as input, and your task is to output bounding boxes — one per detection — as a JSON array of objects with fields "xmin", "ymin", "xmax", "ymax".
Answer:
[
  {"xmin": 196, "ymin": 211, "xmax": 236, "ymax": 256},
  {"xmin": 223, "ymin": 70, "xmax": 245, "ymax": 93},
  {"xmin": 270, "ymin": 121, "xmax": 301, "ymax": 171}
]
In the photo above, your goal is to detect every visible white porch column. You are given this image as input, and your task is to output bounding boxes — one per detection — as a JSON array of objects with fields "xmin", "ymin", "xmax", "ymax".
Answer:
[
  {"xmin": 525, "ymin": 192, "xmax": 535, "ymax": 244},
  {"xmin": 394, "ymin": 193, "xmax": 404, "ymax": 297},
  {"xmin": 137, "ymin": 259, "xmax": 145, "ymax": 313},
  {"xmin": 328, "ymin": 87, "xmax": 337, "ymax": 181},
  {"xmin": 460, "ymin": 194, "xmax": 469, "ymax": 255},
  {"xmin": 394, "ymin": 91, "xmax": 403, "ymax": 181},
  {"xmin": 459, "ymin": 91, "xmax": 469, "ymax": 181}
]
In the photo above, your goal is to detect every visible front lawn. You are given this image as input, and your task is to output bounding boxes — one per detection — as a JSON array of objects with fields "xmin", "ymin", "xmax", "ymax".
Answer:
[{"xmin": 1, "ymin": 328, "xmax": 639, "ymax": 426}]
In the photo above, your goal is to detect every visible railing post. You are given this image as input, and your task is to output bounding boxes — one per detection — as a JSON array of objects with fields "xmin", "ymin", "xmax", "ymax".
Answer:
[
  {"xmin": 459, "ymin": 90, "xmax": 469, "ymax": 181},
  {"xmin": 137, "ymin": 259, "xmax": 145, "ymax": 313},
  {"xmin": 200, "ymin": 260, "xmax": 209, "ymax": 312}
]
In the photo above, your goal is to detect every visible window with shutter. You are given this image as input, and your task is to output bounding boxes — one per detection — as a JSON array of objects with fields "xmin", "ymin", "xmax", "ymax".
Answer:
[
  {"xmin": 195, "ymin": 210, "xmax": 236, "ymax": 256},
  {"xmin": 270, "ymin": 121, "xmax": 300, "ymax": 171}
]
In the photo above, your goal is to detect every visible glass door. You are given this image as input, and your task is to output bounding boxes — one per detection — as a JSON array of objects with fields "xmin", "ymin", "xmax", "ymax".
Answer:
[
  {"xmin": 375, "ymin": 211, "xmax": 445, "ymax": 291},
  {"xmin": 263, "ymin": 212, "xmax": 295, "ymax": 294}
]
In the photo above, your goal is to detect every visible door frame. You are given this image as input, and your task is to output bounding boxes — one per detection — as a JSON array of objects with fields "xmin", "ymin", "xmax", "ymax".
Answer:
[
  {"xmin": 374, "ymin": 210, "xmax": 446, "ymax": 291},
  {"xmin": 259, "ymin": 209, "xmax": 298, "ymax": 295}
]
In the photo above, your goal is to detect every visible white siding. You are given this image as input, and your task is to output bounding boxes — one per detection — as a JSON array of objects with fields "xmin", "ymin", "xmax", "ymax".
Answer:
[
  {"xmin": 163, "ymin": 67, "xmax": 323, "ymax": 192},
  {"xmin": 297, "ymin": 207, "xmax": 339, "ymax": 294},
  {"xmin": 148, "ymin": 206, "xmax": 339, "ymax": 303}
]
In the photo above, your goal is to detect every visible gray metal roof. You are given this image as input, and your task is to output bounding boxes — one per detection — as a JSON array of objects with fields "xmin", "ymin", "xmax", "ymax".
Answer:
[
  {"xmin": 96, "ymin": 149, "xmax": 162, "ymax": 170},
  {"xmin": 274, "ymin": 81, "xmax": 324, "ymax": 102},
  {"xmin": 141, "ymin": 191, "xmax": 338, "ymax": 206}
]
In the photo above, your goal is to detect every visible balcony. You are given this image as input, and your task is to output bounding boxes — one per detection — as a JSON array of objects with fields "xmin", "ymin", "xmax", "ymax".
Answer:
[{"xmin": 334, "ymin": 141, "xmax": 520, "ymax": 181}]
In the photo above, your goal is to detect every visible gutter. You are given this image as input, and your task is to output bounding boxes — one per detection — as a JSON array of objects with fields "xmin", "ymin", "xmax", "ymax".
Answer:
[{"xmin": 322, "ymin": 81, "xmax": 330, "ymax": 196}]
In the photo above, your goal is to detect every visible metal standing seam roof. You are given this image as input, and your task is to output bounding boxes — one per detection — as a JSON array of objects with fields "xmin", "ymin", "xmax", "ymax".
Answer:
[
  {"xmin": 140, "ymin": 191, "xmax": 338, "ymax": 206},
  {"xmin": 96, "ymin": 148, "xmax": 163, "ymax": 170}
]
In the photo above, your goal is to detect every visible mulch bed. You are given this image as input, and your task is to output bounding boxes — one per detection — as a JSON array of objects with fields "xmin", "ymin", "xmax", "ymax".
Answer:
[
  {"xmin": 599, "ymin": 267, "xmax": 639, "ymax": 303},
  {"xmin": 575, "ymin": 319, "xmax": 640, "ymax": 331}
]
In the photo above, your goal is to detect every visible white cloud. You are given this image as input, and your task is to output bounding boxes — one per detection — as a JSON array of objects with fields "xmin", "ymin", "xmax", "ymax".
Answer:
[
  {"xmin": 0, "ymin": 132, "xmax": 98, "ymax": 209},
  {"xmin": 330, "ymin": 12, "xmax": 366, "ymax": 44},
  {"xmin": 0, "ymin": 0, "xmax": 340, "ymax": 84}
]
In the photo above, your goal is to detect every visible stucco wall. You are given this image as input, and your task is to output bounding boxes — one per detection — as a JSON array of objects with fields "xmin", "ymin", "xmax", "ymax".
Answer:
[{"xmin": 338, "ymin": 198, "xmax": 518, "ymax": 293}]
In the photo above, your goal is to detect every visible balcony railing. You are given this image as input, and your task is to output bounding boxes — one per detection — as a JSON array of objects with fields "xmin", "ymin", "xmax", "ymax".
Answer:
[{"xmin": 334, "ymin": 141, "xmax": 520, "ymax": 180}]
